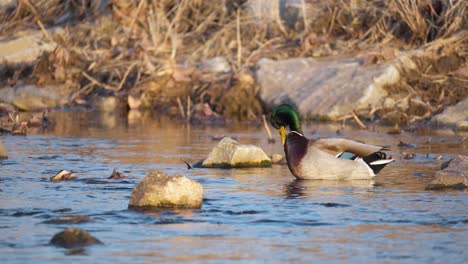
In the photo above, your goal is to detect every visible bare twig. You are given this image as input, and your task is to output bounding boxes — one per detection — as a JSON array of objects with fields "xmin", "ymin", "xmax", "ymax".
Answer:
[
  {"xmin": 236, "ymin": 8, "xmax": 242, "ymax": 71},
  {"xmin": 352, "ymin": 111, "xmax": 367, "ymax": 129},
  {"xmin": 176, "ymin": 97, "xmax": 186, "ymax": 120},
  {"xmin": 186, "ymin": 96, "xmax": 191, "ymax": 122},
  {"xmin": 262, "ymin": 115, "xmax": 275, "ymax": 143},
  {"xmin": 116, "ymin": 62, "xmax": 138, "ymax": 91},
  {"xmin": 81, "ymin": 71, "xmax": 115, "ymax": 91}
]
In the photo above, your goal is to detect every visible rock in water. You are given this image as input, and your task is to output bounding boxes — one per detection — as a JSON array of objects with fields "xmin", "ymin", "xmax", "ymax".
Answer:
[
  {"xmin": 0, "ymin": 140, "xmax": 7, "ymax": 159},
  {"xmin": 426, "ymin": 155, "xmax": 468, "ymax": 190},
  {"xmin": 128, "ymin": 171, "xmax": 203, "ymax": 209},
  {"xmin": 201, "ymin": 137, "xmax": 272, "ymax": 168},
  {"xmin": 43, "ymin": 215, "xmax": 92, "ymax": 224},
  {"xmin": 271, "ymin": 154, "xmax": 286, "ymax": 165},
  {"xmin": 108, "ymin": 168, "xmax": 128, "ymax": 179},
  {"xmin": 432, "ymin": 98, "xmax": 468, "ymax": 130},
  {"xmin": 49, "ymin": 228, "xmax": 102, "ymax": 248},
  {"xmin": 50, "ymin": 170, "xmax": 77, "ymax": 181},
  {"xmin": 0, "ymin": 85, "xmax": 69, "ymax": 111}
]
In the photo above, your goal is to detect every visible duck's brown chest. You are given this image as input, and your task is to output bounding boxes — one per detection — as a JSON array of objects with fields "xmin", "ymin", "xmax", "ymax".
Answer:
[{"xmin": 284, "ymin": 133, "xmax": 309, "ymax": 177}]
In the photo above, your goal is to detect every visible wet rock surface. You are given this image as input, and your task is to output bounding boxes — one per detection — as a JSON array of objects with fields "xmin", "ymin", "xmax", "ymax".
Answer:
[
  {"xmin": 202, "ymin": 137, "xmax": 272, "ymax": 168},
  {"xmin": 256, "ymin": 57, "xmax": 392, "ymax": 120},
  {"xmin": 426, "ymin": 155, "xmax": 468, "ymax": 190},
  {"xmin": 0, "ymin": 85, "xmax": 69, "ymax": 111},
  {"xmin": 128, "ymin": 170, "xmax": 203, "ymax": 209},
  {"xmin": 271, "ymin": 154, "xmax": 286, "ymax": 165},
  {"xmin": 43, "ymin": 215, "xmax": 92, "ymax": 224},
  {"xmin": 0, "ymin": 140, "xmax": 7, "ymax": 159},
  {"xmin": 49, "ymin": 228, "xmax": 102, "ymax": 248},
  {"xmin": 432, "ymin": 98, "xmax": 468, "ymax": 130},
  {"xmin": 50, "ymin": 170, "xmax": 77, "ymax": 181}
]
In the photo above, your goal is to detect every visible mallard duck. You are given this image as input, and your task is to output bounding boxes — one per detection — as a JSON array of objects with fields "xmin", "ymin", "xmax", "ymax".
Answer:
[{"xmin": 270, "ymin": 104, "xmax": 393, "ymax": 180}]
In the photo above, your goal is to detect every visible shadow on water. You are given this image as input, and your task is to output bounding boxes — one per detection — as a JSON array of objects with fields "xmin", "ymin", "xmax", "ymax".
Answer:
[{"xmin": 0, "ymin": 110, "xmax": 467, "ymax": 263}]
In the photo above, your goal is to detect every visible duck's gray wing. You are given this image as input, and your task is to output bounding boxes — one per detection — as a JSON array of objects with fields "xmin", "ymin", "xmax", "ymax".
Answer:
[{"xmin": 313, "ymin": 138, "xmax": 386, "ymax": 157}]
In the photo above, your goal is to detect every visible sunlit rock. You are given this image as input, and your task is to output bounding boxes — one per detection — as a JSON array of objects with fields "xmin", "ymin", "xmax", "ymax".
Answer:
[
  {"xmin": 198, "ymin": 56, "xmax": 231, "ymax": 74},
  {"xmin": 128, "ymin": 170, "xmax": 203, "ymax": 209},
  {"xmin": 50, "ymin": 228, "xmax": 102, "ymax": 248},
  {"xmin": 0, "ymin": 32, "xmax": 56, "ymax": 64},
  {"xmin": 202, "ymin": 137, "xmax": 271, "ymax": 168},
  {"xmin": 0, "ymin": 85, "xmax": 68, "ymax": 111},
  {"xmin": 432, "ymin": 98, "xmax": 468, "ymax": 128},
  {"xmin": 43, "ymin": 215, "xmax": 92, "ymax": 224},
  {"xmin": 426, "ymin": 155, "xmax": 468, "ymax": 190},
  {"xmin": 127, "ymin": 94, "xmax": 142, "ymax": 110},
  {"xmin": 456, "ymin": 121, "xmax": 468, "ymax": 132},
  {"xmin": 271, "ymin": 153, "xmax": 286, "ymax": 165},
  {"xmin": 93, "ymin": 96, "xmax": 119, "ymax": 112},
  {"xmin": 50, "ymin": 170, "xmax": 77, "ymax": 181},
  {"xmin": 0, "ymin": 140, "xmax": 7, "ymax": 159},
  {"xmin": 256, "ymin": 57, "xmax": 391, "ymax": 120}
]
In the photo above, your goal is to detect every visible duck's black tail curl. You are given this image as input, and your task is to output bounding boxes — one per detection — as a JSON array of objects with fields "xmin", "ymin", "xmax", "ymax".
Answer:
[{"xmin": 362, "ymin": 152, "xmax": 394, "ymax": 174}]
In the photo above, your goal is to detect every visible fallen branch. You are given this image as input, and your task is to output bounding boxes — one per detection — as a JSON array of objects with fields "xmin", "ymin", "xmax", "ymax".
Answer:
[
  {"xmin": 352, "ymin": 111, "xmax": 367, "ymax": 129},
  {"xmin": 81, "ymin": 71, "xmax": 115, "ymax": 91},
  {"xmin": 262, "ymin": 115, "xmax": 275, "ymax": 143}
]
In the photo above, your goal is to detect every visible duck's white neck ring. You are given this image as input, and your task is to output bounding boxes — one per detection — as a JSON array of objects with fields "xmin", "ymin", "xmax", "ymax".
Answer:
[{"xmin": 289, "ymin": 131, "xmax": 304, "ymax": 137}]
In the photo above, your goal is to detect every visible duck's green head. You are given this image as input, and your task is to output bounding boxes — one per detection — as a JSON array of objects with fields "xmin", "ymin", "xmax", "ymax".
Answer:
[{"xmin": 270, "ymin": 104, "xmax": 302, "ymax": 145}]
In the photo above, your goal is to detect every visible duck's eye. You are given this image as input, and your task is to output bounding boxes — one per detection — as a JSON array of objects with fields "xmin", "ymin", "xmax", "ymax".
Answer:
[{"xmin": 270, "ymin": 116, "xmax": 281, "ymax": 129}]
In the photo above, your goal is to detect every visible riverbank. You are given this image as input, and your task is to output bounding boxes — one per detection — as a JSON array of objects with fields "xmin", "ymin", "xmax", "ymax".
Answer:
[{"xmin": 0, "ymin": 0, "xmax": 466, "ymax": 129}]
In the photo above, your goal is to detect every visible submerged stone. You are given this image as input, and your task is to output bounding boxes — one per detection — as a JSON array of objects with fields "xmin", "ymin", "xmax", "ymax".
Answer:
[
  {"xmin": 43, "ymin": 215, "xmax": 92, "ymax": 224},
  {"xmin": 426, "ymin": 155, "xmax": 468, "ymax": 190},
  {"xmin": 50, "ymin": 228, "xmax": 102, "ymax": 248},
  {"xmin": 201, "ymin": 137, "xmax": 271, "ymax": 168},
  {"xmin": 0, "ymin": 140, "xmax": 7, "ymax": 159},
  {"xmin": 107, "ymin": 168, "xmax": 128, "ymax": 179},
  {"xmin": 128, "ymin": 170, "xmax": 203, "ymax": 209}
]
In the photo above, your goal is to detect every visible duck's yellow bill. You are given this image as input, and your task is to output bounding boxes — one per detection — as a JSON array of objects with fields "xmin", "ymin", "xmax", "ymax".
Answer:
[{"xmin": 278, "ymin": 126, "xmax": 287, "ymax": 145}]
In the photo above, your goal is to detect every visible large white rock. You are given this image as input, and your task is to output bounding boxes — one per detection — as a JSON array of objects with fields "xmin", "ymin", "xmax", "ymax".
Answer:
[
  {"xmin": 256, "ymin": 57, "xmax": 399, "ymax": 120},
  {"xmin": 432, "ymin": 98, "xmax": 468, "ymax": 130},
  {"xmin": 202, "ymin": 137, "xmax": 271, "ymax": 168},
  {"xmin": 128, "ymin": 171, "xmax": 203, "ymax": 209},
  {"xmin": 426, "ymin": 155, "xmax": 468, "ymax": 190}
]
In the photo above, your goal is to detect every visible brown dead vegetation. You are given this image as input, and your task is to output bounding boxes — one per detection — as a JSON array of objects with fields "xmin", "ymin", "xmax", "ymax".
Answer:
[{"xmin": 0, "ymin": 0, "xmax": 466, "ymax": 123}]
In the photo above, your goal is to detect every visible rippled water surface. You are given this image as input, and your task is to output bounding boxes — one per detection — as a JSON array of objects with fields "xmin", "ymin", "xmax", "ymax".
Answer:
[{"xmin": 1, "ymin": 111, "xmax": 467, "ymax": 263}]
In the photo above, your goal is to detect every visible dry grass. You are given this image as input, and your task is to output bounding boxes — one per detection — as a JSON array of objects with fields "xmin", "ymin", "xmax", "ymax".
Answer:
[{"xmin": 0, "ymin": 0, "xmax": 466, "ymax": 122}]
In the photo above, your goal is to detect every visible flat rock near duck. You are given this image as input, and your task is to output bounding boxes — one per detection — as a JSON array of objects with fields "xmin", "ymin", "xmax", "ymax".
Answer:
[
  {"xmin": 201, "ymin": 137, "xmax": 271, "ymax": 168},
  {"xmin": 0, "ymin": 85, "xmax": 68, "ymax": 111},
  {"xmin": 426, "ymin": 155, "xmax": 468, "ymax": 190},
  {"xmin": 128, "ymin": 170, "xmax": 203, "ymax": 209},
  {"xmin": 256, "ymin": 57, "xmax": 394, "ymax": 120},
  {"xmin": 432, "ymin": 98, "xmax": 468, "ymax": 130},
  {"xmin": 0, "ymin": 140, "xmax": 7, "ymax": 159},
  {"xmin": 49, "ymin": 228, "xmax": 102, "ymax": 248}
]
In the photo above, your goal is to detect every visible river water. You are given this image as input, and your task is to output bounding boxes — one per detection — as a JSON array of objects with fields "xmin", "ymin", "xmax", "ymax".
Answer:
[{"xmin": 0, "ymin": 111, "xmax": 467, "ymax": 263}]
